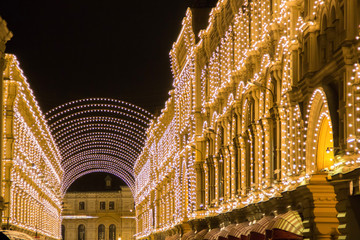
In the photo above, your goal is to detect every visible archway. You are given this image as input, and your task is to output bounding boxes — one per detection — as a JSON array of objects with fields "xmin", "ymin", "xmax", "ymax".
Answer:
[
  {"xmin": 45, "ymin": 98, "xmax": 153, "ymax": 194},
  {"xmin": 316, "ymin": 114, "xmax": 334, "ymax": 170},
  {"xmin": 305, "ymin": 89, "xmax": 335, "ymax": 172}
]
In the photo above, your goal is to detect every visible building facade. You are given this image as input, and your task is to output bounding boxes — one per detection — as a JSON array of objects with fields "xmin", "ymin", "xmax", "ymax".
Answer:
[
  {"xmin": 0, "ymin": 15, "xmax": 12, "ymax": 224},
  {"xmin": 135, "ymin": 0, "xmax": 360, "ymax": 240},
  {"xmin": 2, "ymin": 54, "xmax": 63, "ymax": 239},
  {"xmin": 62, "ymin": 185, "xmax": 136, "ymax": 240}
]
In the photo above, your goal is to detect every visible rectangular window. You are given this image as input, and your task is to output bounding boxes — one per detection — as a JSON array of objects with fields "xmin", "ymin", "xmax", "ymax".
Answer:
[
  {"xmin": 79, "ymin": 202, "xmax": 85, "ymax": 210},
  {"xmin": 109, "ymin": 201, "xmax": 115, "ymax": 210},
  {"xmin": 100, "ymin": 201, "xmax": 106, "ymax": 210}
]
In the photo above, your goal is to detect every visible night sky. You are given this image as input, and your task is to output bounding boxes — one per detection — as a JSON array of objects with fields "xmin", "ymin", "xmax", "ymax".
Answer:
[
  {"xmin": 67, "ymin": 172, "xmax": 126, "ymax": 192},
  {"xmin": 0, "ymin": 0, "xmax": 197, "ymax": 190},
  {"xmin": 0, "ymin": 0, "xmax": 191, "ymax": 114}
]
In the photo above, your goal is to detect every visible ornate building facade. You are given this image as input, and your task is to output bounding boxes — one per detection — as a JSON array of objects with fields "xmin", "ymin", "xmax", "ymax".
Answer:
[
  {"xmin": 135, "ymin": 0, "xmax": 360, "ymax": 240},
  {"xmin": 62, "ymin": 184, "xmax": 136, "ymax": 240},
  {"xmin": 2, "ymin": 54, "xmax": 63, "ymax": 239},
  {"xmin": 0, "ymin": 15, "xmax": 12, "ymax": 224}
]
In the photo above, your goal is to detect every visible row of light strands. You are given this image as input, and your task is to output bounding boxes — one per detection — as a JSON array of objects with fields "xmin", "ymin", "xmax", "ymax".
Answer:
[
  {"xmin": 46, "ymin": 98, "xmax": 153, "ymax": 194},
  {"xmin": 135, "ymin": 0, "xmax": 360, "ymax": 236}
]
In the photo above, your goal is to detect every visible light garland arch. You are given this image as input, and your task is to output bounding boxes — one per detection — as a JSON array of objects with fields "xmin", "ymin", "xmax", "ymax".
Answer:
[
  {"xmin": 46, "ymin": 98, "xmax": 153, "ymax": 194},
  {"xmin": 305, "ymin": 88, "xmax": 334, "ymax": 173}
]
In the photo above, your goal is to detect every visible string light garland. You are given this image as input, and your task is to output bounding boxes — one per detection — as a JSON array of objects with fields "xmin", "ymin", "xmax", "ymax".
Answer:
[
  {"xmin": 134, "ymin": 0, "xmax": 360, "ymax": 238},
  {"xmin": 3, "ymin": 54, "xmax": 63, "ymax": 239},
  {"xmin": 46, "ymin": 98, "xmax": 153, "ymax": 194}
]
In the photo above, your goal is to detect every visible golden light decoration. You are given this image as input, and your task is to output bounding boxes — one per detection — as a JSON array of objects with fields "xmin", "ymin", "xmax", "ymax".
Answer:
[
  {"xmin": 134, "ymin": 0, "xmax": 360, "ymax": 238},
  {"xmin": 3, "ymin": 54, "xmax": 63, "ymax": 239}
]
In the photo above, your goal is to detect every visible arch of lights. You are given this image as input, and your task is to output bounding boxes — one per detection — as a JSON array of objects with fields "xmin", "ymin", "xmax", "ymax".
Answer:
[{"xmin": 46, "ymin": 98, "xmax": 153, "ymax": 193}]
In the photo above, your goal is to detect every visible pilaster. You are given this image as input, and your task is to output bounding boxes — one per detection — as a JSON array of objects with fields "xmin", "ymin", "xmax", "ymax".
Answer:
[{"xmin": 297, "ymin": 173, "xmax": 339, "ymax": 240}]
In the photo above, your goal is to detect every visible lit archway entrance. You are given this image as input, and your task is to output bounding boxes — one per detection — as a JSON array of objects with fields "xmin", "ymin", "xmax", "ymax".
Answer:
[
  {"xmin": 316, "ymin": 114, "xmax": 334, "ymax": 170},
  {"xmin": 305, "ymin": 88, "xmax": 335, "ymax": 173}
]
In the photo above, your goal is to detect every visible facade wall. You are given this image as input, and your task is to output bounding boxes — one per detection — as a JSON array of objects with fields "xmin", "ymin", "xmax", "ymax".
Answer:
[
  {"xmin": 0, "ymin": 15, "xmax": 12, "ymax": 225},
  {"xmin": 135, "ymin": 0, "xmax": 360, "ymax": 240},
  {"xmin": 2, "ymin": 54, "xmax": 63, "ymax": 239},
  {"xmin": 62, "ymin": 188, "xmax": 135, "ymax": 240}
]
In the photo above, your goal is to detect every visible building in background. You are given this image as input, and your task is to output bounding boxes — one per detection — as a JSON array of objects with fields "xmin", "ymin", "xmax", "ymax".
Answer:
[
  {"xmin": 135, "ymin": 0, "xmax": 360, "ymax": 240},
  {"xmin": 2, "ymin": 54, "xmax": 63, "ymax": 239},
  {"xmin": 62, "ymin": 175, "xmax": 136, "ymax": 240}
]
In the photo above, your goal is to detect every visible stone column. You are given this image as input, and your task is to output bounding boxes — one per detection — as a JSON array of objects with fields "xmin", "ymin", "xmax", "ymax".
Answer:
[{"xmin": 296, "ymin": 173, "xmax": 339, "ymax": 240}]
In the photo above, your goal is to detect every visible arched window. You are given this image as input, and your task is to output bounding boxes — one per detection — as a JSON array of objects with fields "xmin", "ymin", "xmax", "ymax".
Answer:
[
  {"xmin": 248, "ymin": 0, "xmax": 252, "ymax": 45},
  {"xmin": 207, "ymin": 156, "xmax": 215, "ymax": 205},
  {"xmin": 245, "ymin": 98, "xmax": 256, "ymax": 192},
  {"xmin": 304, "ymin": 0, "xmax": 308, "ymax": 17},
  {"xmin": 319, "ymin": 15, "xmax": 328, "ymax": 65},
  {"xmin": 329, "ymin": 6, "xmax": 337, "ymax": 52},
  {"xmin": 98, "ymin": 224, "xmax": 105, "ymax": 240},
  {"xmin": 218, "ymin": 125, "xmax": 225, "ymax": 201},
  {"xmin": 245, "ymin": 131, "xmax": 252, "ymax": 192},
  {"xmin": 109, "ymin": 224, "xmax": 116, "ymax": 240},
  {"xmin": 61, "ymin": 225, "xmax": 65, "ymax": 240},
  {"xmin": 205, "ymin": 131, "xmax": 215, "ymax": 206},
  {"xmin": 233, "ymin": 113, "xmax": 240, "ymax": 195},
  {"xmin": 78, "ymin": 224, "xmax": 85, "ymax": 240}
]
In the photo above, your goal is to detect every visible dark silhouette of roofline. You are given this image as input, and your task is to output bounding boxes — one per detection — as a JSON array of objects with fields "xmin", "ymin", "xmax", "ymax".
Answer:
[{"xmin": 188, "ymin": 0, "xmax": 218, "ymax": 8}]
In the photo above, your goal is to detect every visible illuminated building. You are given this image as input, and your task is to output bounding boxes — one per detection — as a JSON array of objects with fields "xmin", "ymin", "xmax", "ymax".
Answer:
[
  {"xmin": 135, "ymin": 0, "xmax": 360, "ymax": 240},
  {"xmin": 0, "ymin": 17, "xmax": 12, "ymax": 85},
  {"xmin": 2, "ymin": 54, "xmax": 63, "ymax": 239},
  {"xmin": 61, "ymin": 175, "xmax": 136, "ymax": 240},
  {"xmin": 0, "ymin": 15, "xmax": 12, "ymax": 224}
]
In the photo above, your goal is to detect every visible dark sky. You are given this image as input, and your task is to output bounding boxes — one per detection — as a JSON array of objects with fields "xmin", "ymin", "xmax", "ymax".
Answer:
[
  {"xmin": 67, "ymin": 172, "xmax": 126, "ymax": 192},
  {"xmin": 0, "ymin": 0, "xmax": 191, "ymax": 114}
]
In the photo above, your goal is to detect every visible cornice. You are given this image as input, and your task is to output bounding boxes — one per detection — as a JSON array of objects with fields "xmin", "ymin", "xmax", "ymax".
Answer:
[{"xmin": 170, "ymin": 9, "xmax": 196, "ymax": 82}]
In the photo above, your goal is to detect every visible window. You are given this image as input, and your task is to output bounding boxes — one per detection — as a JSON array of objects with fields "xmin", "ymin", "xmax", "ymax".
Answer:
[
  {"xmin": 79, "ymin": 202, "xmax": 85, "ymax": 210},
  {"xmin": 98, "ymin": 224, "xmax": 105, "ymax": 240},
  {"xmin": 78, "ymin": 224, "xmax": 85, "ymax": 240},
  {"xmin": 218, "ymin": 125, "xmax": 225, "ymax": 201},
  {"xmin": 233, "ymin": 113, "xmax": 240, "ymax": 194},
  {"xmin": 109, "ymin": 201, "xmax": 115, "ymax": 210},
  {"xmin": 109, "ymin": 224, "xmax": 116, "ymax": 240},
  {"xmin": 100, "ymin": 201, "xmax": 106, "ymax": 210},
  {"xmin": 245, "ymin": 98, "xmax": 256, "ymax": 192}
]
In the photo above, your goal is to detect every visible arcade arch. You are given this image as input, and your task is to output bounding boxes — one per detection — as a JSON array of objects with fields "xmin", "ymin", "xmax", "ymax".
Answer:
[{"xmin": 305, "ymin": 89, "xmax": 335, "ymax": 172}]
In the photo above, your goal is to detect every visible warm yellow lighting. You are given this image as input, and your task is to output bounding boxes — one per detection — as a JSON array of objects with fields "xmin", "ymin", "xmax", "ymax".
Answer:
[
  {"xmin": 134, "ymin": 1, "xmax": 360, "ymax": 239},
  {"xmin": 3, "ymin": 54, "xmax": 63, "ymax": 239}
]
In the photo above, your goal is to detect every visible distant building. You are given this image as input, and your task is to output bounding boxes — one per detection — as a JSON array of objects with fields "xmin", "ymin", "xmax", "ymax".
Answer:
[
  {"xmin": 135, "ymin": 0, "xmax": 360, "ymax": 240},
  {"xmin": 62, "ymin": 176, "xmax": 136, "ymax": 240}
]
